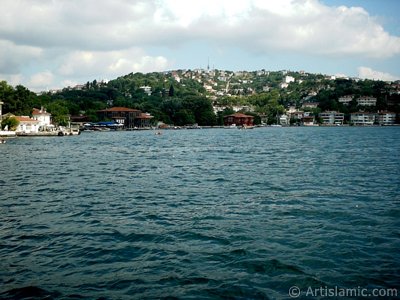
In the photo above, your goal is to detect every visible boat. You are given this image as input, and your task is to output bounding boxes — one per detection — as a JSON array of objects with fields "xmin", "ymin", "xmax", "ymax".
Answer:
[
  {"xmin": 0, "ymin": 139, "xmax": 6, "ymax": 144},
  {"xmin": 224, "ymin": 124, "xmax": 237, "ymax": 129}
]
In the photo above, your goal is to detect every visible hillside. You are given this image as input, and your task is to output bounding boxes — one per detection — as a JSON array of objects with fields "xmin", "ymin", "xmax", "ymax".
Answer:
[{"xmin": 1, "ymin": 69, "xmax": 400, "ymax": 126}]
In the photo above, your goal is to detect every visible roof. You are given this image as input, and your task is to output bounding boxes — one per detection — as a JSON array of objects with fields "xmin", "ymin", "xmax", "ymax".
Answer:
[
  {"xmin": 32, "ymin": 108, "xmax": 51, "ymax": 115},
  {"xmin": 15, "ymin": 116, "xmax": 39, "ymax": 123},
  {"xmin": 98, "ymin": 107, "xmax": 140, "ymax": 112},
  {"xmin": 136, "ymin": 113, "xmax": 154, "ymax": 119},
  {"xmin": 224, "ymin": 113, "xmax": 254, "ymax": 118}
]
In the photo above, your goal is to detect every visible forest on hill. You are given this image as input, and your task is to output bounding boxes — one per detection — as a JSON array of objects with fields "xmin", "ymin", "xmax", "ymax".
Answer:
[{"xmin": 1, "ymin": 69, "xmax": 399, "ymax": 126}]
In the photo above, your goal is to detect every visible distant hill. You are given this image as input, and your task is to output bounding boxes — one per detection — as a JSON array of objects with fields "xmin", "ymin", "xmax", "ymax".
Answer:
[{"xmin": 1, "ymin": 69, "xmax": 399, "ymax": 126}]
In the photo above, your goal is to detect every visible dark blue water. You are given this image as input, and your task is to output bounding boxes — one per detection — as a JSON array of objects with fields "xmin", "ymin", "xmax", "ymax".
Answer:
[{"xmin": 1, "ymin": 127, "xmax": 399, "ymax": 299}]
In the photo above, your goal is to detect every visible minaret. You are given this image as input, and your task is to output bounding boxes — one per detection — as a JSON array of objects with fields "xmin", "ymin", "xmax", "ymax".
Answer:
[{"xmin": 207, "ymin": 57, "xmax": 210, "ymax": 72}]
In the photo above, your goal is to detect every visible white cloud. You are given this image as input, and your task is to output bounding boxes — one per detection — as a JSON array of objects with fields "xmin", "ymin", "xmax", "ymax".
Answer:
[
  {"xmin": 357, "ymin": 67, "xmax": 399, "ymax": 82},
  {"xmin": 28, "ymin": 71, "xmax": 54, "ymax": 89},
  {"xmin": 0, "ymin": 0, "xmax": 399, "ymax": 90},
  {"xmin": 58, "ymin": 48, "xmax": 171, "ymax": 78},
  {"xmin": 1, "ymin": 0, "xmax": 399, "ymax": 57},
  {"xmin": 0, "ymin": 40, "xmax": 42, "ymax": 73}
]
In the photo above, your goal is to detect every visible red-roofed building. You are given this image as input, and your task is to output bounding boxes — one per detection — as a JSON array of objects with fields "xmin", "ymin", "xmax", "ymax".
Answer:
[
  {"xmin": 136, "ymin": 113, "xmax": 154, "ymax": 128},
  {"xmin": 14, "ymin": 116, "xmax": 40, "ymax": 133},
  {"xmin": 223, "ymin": 113, "xmax": 254, "ymax": 126},
  {"xmin": 97, "ymin": 107, "xmax": 153, "ymax": 128},
  {"xmin": 32, "ymin": 107, "xmax": 52, "ymax": 129}
]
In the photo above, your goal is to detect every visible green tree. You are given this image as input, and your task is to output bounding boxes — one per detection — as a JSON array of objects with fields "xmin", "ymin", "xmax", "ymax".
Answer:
[
  {"xmin": 1, "ymin": 116, "xmax": 19, "ymax": 130},
  {"xmin": 174, "ymin": 109, "xmax": 195, "ymax": 126},
  {"xmin": 168, "ymin": 84, "xmax": 175, "ymax": 97},
  {"xmin": 47, "ymin": 101, "xmax": 70, "ymax": 126}
]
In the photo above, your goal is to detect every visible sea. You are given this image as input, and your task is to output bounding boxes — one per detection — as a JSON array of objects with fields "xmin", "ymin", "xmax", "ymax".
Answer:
[{"xmin": 0, "ymin": 127, "xmax": 399, "ymax": 299}]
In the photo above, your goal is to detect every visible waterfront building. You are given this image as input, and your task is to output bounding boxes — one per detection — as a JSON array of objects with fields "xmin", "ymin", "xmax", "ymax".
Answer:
[
  {"xmin": 135, "ymin": 113, "xmax": 154, "ymax": 128},
  {"xmin": 377, "ymin": 111, "xmax": 396, "ymax": 125},
  {"xmin": 279, "ymin": 114, "xmax": 290, "ymax": 125},
  {"xmin": 32, "ymin": 107, "xmax": 54, "ymax": 131},
  {"xmin": 350, "ymin": 112, "xmax": 377, "ymax": 125},
  {"xmin": 97, "ymin": 107, "xmax": 154, "ymax": 129},
  {"xmin": 15, "ymin": 116, "xmax": 40, "ymax": 133},
  {"xmin": 319, "ymin": 111, "xmax": 344, "ymax": 125},
  {"xmin": 302, "ymin": 116, "xmax": 316, "ymax": 126},
  {"xmin": 223, "ymin": 113, "xmax": 254, "ymax": 127}
]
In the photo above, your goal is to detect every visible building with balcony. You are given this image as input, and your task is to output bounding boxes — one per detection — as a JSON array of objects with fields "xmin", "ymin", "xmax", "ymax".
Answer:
[
  {"xmin": 319, "ymin": 111, "xmax": 344, "ymax": 125},
  {"xmin": 350, "ymin": 112, "xmax": 376, "ymax": 126},
  {"xmin": 357, "ymin": 96, "xmax": 377, "ymax": 106},
  {"xmin": 223, "ymin": 113, "xmax": 254, "ymax": 127},
  {"xmin": 377, "ymin": 111, "xmax": 396, "ymax": 125},
  {"xmin": 97, "ymin": 107, "xmax": 142, "ymax": 129},
  {"xmin": 338, "ymin": 95, "xmax": 353, "ymax": 105}
]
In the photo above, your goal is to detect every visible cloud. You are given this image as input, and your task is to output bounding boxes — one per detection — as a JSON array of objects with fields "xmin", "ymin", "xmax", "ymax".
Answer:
[
  {"xmin": 0, "ymin": 40, "xmax": 42, "ymax": 73},
  {"xmin": 58, "ymin": 48, "xmax": 170, "ymax": 78},
  {"xmin": 357, "ymin": 67, "xmax": 399, "ymax": 81},
  {"xmin": 28, "ymin": 71, "xmax": 54, "ymax": 89},
  {"xmin": 0, "ymin": 0, "xmax": 399, "ymax": 90},
  {"xmin": 1, "ymin": 0, "xmax": 399, "ymax": 57}
]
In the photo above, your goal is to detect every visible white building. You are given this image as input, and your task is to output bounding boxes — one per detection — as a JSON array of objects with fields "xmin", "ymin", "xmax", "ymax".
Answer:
[
  {"xmin": 15, "ymin": 116, "xmax": 40, "ymax": 133},
  {"xmin": 357, "ymin": 96, "xmax": 377, "ymax": 106},
  {"xmin": 319, "ymin": 111, "xmax": 344, "ymax": 125},
  {"xmin": 302, "ymin": 102, "xmax": 319, "ymax": 109},
  {"xmin": 350, "ymin": 112, "xmax": 376, "ymax": 126},
  {"xmin": 32, "ymin": 107, "xmax": 52, "ymax": 129},
  {"xmin": 338, "ymin": 95, "xmax": 353, "ymax": 105},
  {"xmin": 377, "ymin": 111, "xmax": 396, "ymax": 125},
  {"xmin": 285, "ymin": 76, "xmax": 295, "ymax": 84},
  {"xmin": 279, "ymin": 114, "xmax": 290, "ymax": 125},
  {"xmin": 140, "ymin": 86, "xmax": 152, "ymax": 96}
]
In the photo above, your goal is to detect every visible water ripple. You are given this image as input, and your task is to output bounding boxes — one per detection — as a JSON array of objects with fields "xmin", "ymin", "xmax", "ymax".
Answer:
[{"xmin": 1, "ymin": 128, "xmax": 399, "ymax": 299}]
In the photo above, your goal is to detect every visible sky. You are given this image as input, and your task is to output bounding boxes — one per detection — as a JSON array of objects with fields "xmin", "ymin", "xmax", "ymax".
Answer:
[{"xmin": 1, "ymin": 0, "xmax": 400, "ymax": 92}]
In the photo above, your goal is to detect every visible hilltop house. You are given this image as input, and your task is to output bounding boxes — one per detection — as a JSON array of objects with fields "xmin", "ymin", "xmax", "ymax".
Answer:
[
  {"xmin": 338, "ymin": 95, "xmax": 353, "ymax": 105},
  {"xmin": 302, "ymin": 102, "xmax": 319, "ymax": 109},
  {"xmin": 357, "ymin": 96, "xmax": 377, "ymax": 106}
]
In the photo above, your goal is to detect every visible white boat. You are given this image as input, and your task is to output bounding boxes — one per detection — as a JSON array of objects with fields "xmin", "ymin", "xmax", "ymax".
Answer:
[{"xmin": 224, "ymin": 124, "xmax": 237, "ymax": 129}]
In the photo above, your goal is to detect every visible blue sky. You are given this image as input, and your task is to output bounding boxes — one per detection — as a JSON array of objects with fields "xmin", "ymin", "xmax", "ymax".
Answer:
[{"xmin": 0, "ymin": 0, "xmax": 399, "ymax": 92}]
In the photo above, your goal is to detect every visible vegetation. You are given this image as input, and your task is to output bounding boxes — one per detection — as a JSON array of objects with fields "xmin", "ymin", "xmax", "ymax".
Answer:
[
  {"xmin": 0, "ymin": 69, "xmax": 399, "ymax": 126},
  {"xmin": 1, "ymin": 116, "xmax": 19, "ymax": 131}
]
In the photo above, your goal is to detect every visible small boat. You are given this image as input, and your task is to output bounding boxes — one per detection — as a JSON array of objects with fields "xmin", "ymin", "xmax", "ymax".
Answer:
[{"xmin": 224, "ymin": 124, "xmax": 237, "ymax": 129}]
